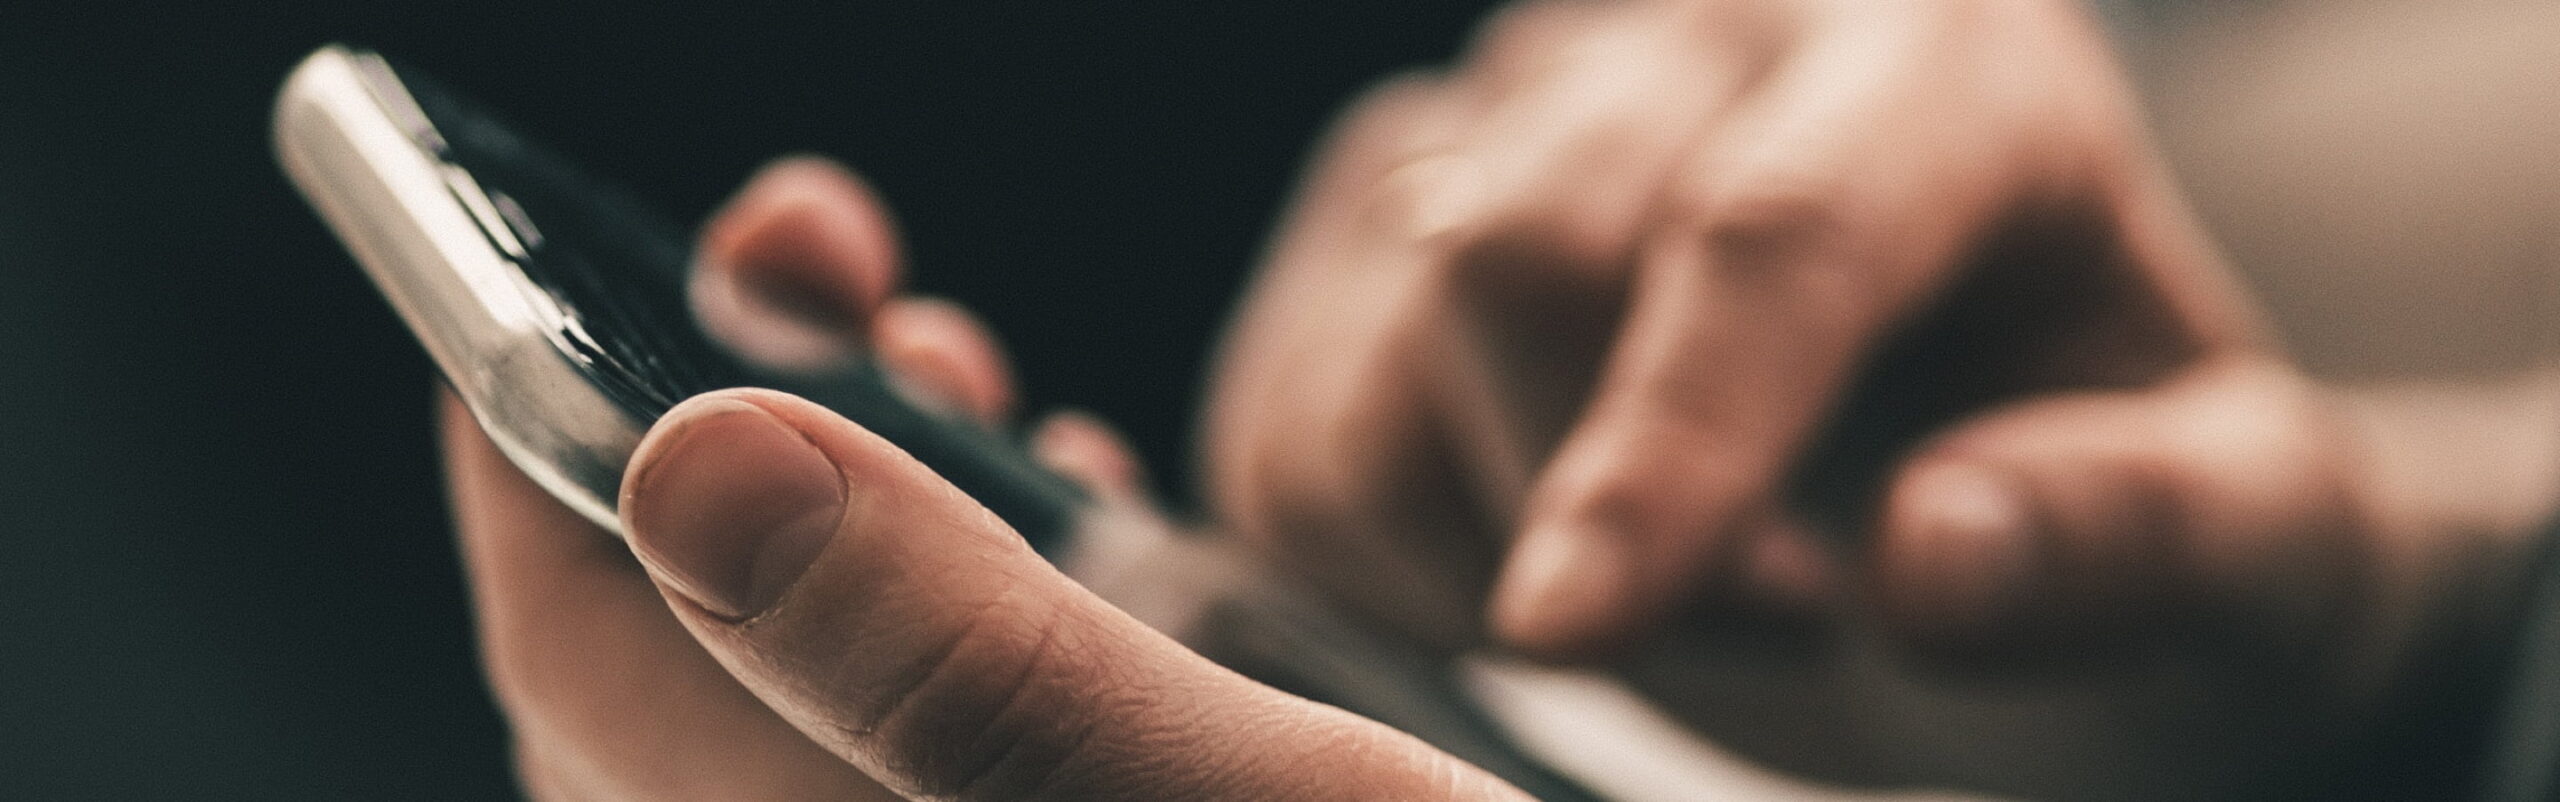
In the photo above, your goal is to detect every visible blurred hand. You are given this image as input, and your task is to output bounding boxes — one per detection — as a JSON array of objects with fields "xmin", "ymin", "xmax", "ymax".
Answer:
[
  {"xmin": 446, "ymin": 158, "xmax": 1527, "ymax": 800},
  {"xmin": 1204, "ymin": 0, "xmax": 2527, "ymax": 795}
]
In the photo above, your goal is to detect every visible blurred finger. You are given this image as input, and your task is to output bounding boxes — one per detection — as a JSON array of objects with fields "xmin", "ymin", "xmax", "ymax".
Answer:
[
  {"xmin": 1873, "ymin": 360, "xmax": 2366, "ymax": 657},
  {"xmin": 691, "ymin": 155, "xmax": 904, "ymax": 372},
  {"xmin": 1492, "ymin": 17, "xmax": 2052, "ymax": 657},
  {"xmin": 1029, "ymin": 409, "xmax": 1148, "ymax": 503},
  {"xmin": 872, "ymin": 296, "xmax": 1017, "ymax": 423},
  {"xmin": 1204, "ymin": 71, "xmax": 1509, "ymax": 647},
  {"xmin": 1426, "ymin": 0, "xmax": 1753, "ymax": 273}
]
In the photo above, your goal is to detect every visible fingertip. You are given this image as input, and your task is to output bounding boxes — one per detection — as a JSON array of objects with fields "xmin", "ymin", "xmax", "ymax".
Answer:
[
  {"xmin": 1368, "ymin": 151, "xmax": 1491, "ymax": 246},
  {"xmin": 1736, "ymin": 524, "xmax": 1836, "ymax": 618},
  {"xmin": 874, "ymin": 297, "xmax": 1017, "ymax": 423},
  {"xmin": 717, "ymin": 155, "xmax": 901, "ymax": 260},
  {"xmin": 706, "ymin": 155, "xmax": 901, "ymax": 310},
  {"xmin": 692, "ymin": 155, "xmax": 903, "ymax": 372},
  {"xmin": 1876, "ymin": 461, "xmax": 2037, "ymax": 643},
  {"xmin": 1030, "ymin": 410, "xmax": 1145, "ymax": 500},
  {"xmin": 689, "ymin": 262, "xmax": 860, "ymax": 373},
  {"xmin": 1488, "ymin": 523, "xmax": 1639, "ymax": 659}
]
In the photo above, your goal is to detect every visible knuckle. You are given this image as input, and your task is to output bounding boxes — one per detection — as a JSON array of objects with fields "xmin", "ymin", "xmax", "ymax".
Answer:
[
  {"xmin": 1682, "ymin": 166, "xmax": 1850, "ymax": 267},
  {"xmin": 2186, "ymin": 369, "xmax": 2347, "ymax": 491},
  {"xmin": 1666, "ymin": 156, "xmax": 1900, "ymax": 332},
  {"xmin": 1364, "ymin": 150, "xmax": 1487, "ymax": 245},
  {"xmin": 1303, "ymin": 71, "xmax": 1465, "ymax": 211},
  {"xmin": 846, "ymin": 598, "xmax": 1120, "ymax": 801},
  {"xmin": 2168, "ymin": 363, "xmax": 2325, "ymax": 459}
]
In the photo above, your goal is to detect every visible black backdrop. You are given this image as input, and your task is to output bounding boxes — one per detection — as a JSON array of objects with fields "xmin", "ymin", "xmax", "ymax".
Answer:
[{"xmin": 0, "ymin": 2, "xmax": 1497, "ymax": 797}]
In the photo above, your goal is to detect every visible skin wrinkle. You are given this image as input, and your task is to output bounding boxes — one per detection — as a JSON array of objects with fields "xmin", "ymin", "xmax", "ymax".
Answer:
[
  {"xmin": 972, "ymin": 624, "xmax": 1306, "ymax": 800},
  {"xmin": 932, "ymin": 604, "xmax": 1082, "ymax": 801},
  {"xmin": 830, "ymin": 584, "xmax": 1023, "ymax": 745},
  {"xmin": 990, "ymin": 609, "xmax": 1170, "ymax": 800},
  {"xmin": 1083, "ymin": 666, "xmax": 1216, "ymax": 797},
  {"xmin": 729, "ymin": 408, "xmax": 1061, "ymax": 748},
  {"xmin": 1076, "ymin": 636, "xmax": 1274, "ymax": 799}
]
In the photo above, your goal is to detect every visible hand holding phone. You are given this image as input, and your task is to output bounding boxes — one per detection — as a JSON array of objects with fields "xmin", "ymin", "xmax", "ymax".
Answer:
[{"xmin": 275, "ymin": 45, "xmax": 1591, "ymax": 800}]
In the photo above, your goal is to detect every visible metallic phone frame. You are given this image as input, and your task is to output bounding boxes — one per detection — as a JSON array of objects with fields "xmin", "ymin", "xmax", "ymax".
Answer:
[{"xmin": 275, "ymin": 46, "xmax": 642, "ymax": 533}]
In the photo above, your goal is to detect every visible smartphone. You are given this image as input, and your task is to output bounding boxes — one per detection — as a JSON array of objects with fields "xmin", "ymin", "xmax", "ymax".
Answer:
[
  {"xmin": 272, "ymin": 45, "xmax": 1082, "ymax": 549},
  {"xmin": 273, "ymin": 44, "xmax": 1597, "ymax": 800}
]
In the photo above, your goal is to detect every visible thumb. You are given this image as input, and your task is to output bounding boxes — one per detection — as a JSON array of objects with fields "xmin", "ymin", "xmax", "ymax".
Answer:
[
  {"xmin": 1873, "ymin": 360, "xmax": 2368, "ymax": 655},
  {"xmin": 618, "ymin": 389, "xmax": 1525, "ymax": 801}
]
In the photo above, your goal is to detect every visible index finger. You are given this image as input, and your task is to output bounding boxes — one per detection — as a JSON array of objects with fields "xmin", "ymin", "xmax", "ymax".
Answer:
[{"xmin": 1490, "ymin": 13, "xmax": 2074, "ymax": 656}]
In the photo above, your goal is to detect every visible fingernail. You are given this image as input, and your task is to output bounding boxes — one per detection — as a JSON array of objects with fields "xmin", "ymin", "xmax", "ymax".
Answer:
[
  {"xmin": 1897, "ymin": 465, "xmax": 2032, "ymax": 629},
  {"xmin": 1490, "ymin": 525, "xmax": 1633, "ymax": 653},
  {"xmin": 623, "ymin": 398, "xmax": 845, "ymax": 621},
  {"xmin": 689, "ymin": 261, "xmax": 862, "ymax": 373}
]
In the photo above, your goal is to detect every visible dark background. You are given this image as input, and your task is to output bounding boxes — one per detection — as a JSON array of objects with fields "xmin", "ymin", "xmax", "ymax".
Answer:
[
  {"xmin": 0, "ymin": 3, "xmax": 1498, "ymax": 797},
  {"xmin": 16, "ymin": 1, "xmax": 2537, "ymax": 798}
]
